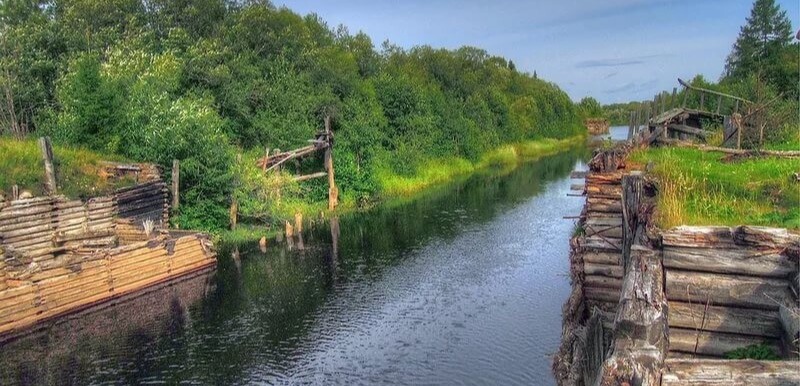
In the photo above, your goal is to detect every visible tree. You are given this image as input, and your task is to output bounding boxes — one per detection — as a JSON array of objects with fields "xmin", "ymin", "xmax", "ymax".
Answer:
[{"xmin": 723, "ymin": 0, "xmax": 793, "ymax": 80}]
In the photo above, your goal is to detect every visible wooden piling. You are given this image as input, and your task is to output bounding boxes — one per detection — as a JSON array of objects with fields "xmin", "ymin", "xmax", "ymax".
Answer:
[
  {"xmin": 171, "ymin": 159, "xmax": 180, "ymax": 212},
  {"xmin": 324, "ymin": 116, "xmax": 338, "ymax": 211},
  {"xmin": 38, "ymin": 137, "xmax": 57, "ymax": 195}
]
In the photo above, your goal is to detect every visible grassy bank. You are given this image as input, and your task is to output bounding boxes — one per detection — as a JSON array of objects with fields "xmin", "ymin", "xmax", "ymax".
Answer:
[
  {"xmin": 630, "ymin": 147, "xmax": 799, "ymax": 229},
  {"xmin": 0, "ymin": 138, "xmax": 131, "ymax": 198},
  {"xmin": 376, "ymin": 136, "xmax": 585, "ymax": 197},
  {"xmin": 219, "ymin": 135, "xmax": 586, "ymax": 243}
]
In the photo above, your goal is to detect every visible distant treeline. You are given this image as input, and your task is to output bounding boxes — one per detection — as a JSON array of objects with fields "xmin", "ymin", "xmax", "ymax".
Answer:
[{"xmin": 0, "ymin": 0, "xmax": 584, "ymax": 230}]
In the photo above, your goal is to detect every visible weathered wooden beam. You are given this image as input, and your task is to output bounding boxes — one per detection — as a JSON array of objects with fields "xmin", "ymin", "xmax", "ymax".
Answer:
[
  {"xmin": 598, "ymin": 247, "xmax": 668, "ymax": 386},
  {"xmin": 662, "ymin": 358, "xmax": 800, "ymax": 385},
  {"xmin": 665, "ymin": 270, "xmax": 793, "ymax": 310},
  {"xmin": 38, "ymin": 137, "xmax": 57, "ymax": 195},
  {"xmin": 663, "ymin": 246, "xmax": 796, "ymax": 278},
  {"xmin": 292, "ymin": 171, "xmax": 327, "ymax": 182},
  {"xmin": 668, "ymin": 301, "xmax": 783, "ymax": 337},
  {"xmin": 669, "ymin": 328, "xmax": 781, "ymax": 357}
]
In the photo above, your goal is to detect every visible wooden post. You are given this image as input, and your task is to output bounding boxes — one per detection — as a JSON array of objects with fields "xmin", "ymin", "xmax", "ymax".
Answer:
[
  {"xmin": 171, "ymin": 159, "xmax": 180, "ymax": 211},
  {"xmin": 38, "ymin": 137, "xmax": 56, "ymax": 195},
  {"xmin": 11, "ymin": 185, "xmax": 18, "ymax": 200},
  {"xmin": 324, "ymin": 116, "xmax": 338, "ymax": 211},
  {"xmin": 715, "ymin": 95, "xmax": 723, "ymax": 115},
  {"xmin": 628, "ymin": 111, "xmax": 635, "ymax": 140},
  {"xmin": 230, "ymin": 153, "xmax": 241, "ymax": 230},
  {"xmin": 294, "ymin": 212, "xmax": 303, "ymax": 234},
  {"xmin": 682, "ymin": 87, "xmax": 689, "ymax": 108},
  {"xmin": 699, "ymin": 92, "xmax": 705, "ymax": 111},
  {"xmin": 262, "ymin": 147, "xmax": 270, "ymax": 172}
]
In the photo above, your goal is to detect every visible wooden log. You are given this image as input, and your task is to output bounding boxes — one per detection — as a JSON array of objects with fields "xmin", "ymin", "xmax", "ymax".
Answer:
[
  {"xmin": 584, "ymin": 263, "xmax": 624, "ymax": 278},
  {"xmin": 587, "ymin": 197, "xmax": 623, "ymax": 213},
  {"xmin": 663, "ymin": 246, "xmax": 796, "ymax": 278},
  {"xmin": 666, "ymin": 270, "xmax": 793, "ymax": 310},
  {"xmin": 669, "ymin": 327, "xmax": 781, "ymax": 357},
  {"xmin": 583, "ymin": 252, "xmax": 622, "ymax": 265},
  {"xmin": 585, "ymin": 274, "xmax": 623, "ymax": 289},
  {"xmin": 734, "ymin": 226, "xmax": 800, "ymax": 249},
  {"xmin": 661, "ymin": 358, "xmax": 800, "ymax": 385},
  {"xmin": 668, "ymin": 301, "xmax": 782, "ymax": 337},
  {"xmin": 583, "ymin": 236, "xmax": 622, "ymax": 252},
  {"xmin": 293, "ymin": 171, "xmax": 327, "ymax": 182},
  {"xmin": 585, "ymin": 286, "xmax": 621, "ymax": 303},
  {"xmin": 662, "ymin": 226, "xmax": 737, "ymax": 249},
  {"xmin": 598, "ymin": 246, "xmax": 668, "ymax": 386}
]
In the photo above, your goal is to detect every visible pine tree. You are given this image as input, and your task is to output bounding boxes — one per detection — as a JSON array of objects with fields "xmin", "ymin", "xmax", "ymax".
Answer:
[{"xmin": 723, "ymin": 0, "xmax": 793, "ymax": 80}]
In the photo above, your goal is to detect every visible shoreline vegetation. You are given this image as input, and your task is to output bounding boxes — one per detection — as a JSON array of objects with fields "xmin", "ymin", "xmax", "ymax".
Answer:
[
  {"xmin": 186, "ymin": 134, "xmax": 586, "ymax": 244},
  {"xmin": 630, "ymin": 147, "xmax": 799, "ymax": 230}
]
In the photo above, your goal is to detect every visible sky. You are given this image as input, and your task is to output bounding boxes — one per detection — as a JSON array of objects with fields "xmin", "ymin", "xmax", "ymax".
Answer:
[{"xmin": 275, "ymin": 0, "xmax": 799, "ymax": 104}]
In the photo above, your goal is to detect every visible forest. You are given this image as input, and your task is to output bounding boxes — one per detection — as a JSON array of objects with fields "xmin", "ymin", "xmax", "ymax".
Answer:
[{"xmin": 0, "ymin": 0, "xmax": 585, "ymax": 231}]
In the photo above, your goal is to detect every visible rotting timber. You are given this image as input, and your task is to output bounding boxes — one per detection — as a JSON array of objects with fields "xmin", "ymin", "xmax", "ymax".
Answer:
[
  {"xmin": 553, "ymin": 141, "xmax": 800, "ymax": 385},
  {"xmin": 0, "ymin": 155, "xmax": 216, "ymax": 341}
]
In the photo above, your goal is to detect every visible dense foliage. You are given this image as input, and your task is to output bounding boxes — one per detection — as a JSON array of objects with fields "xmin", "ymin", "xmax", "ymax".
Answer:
[{"xmin": 0, "ymin": 0, "xmax": 583, "ymax": 230}]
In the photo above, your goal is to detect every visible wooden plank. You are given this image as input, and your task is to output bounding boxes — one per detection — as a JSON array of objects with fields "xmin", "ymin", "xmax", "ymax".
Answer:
[
  {"xmin": 669, "ymin": 328, "xmax": 781, "ymax": 357},
  {"xmin": 662, "ymin": 358, "xmax": 800, "ymax": 385},
  {"xmin": 668, "ymin": 301, "xmax": 782, "ymax": 337},
  {"xmin": 585, "ymin": 286, "xmax": 620, "ymax": 303},
  {"xmin": 666, "ymin": 270, "xmax": 793, "ymax": 310},
  {"xmin": 663, "ymin": 246, "xmax": 796, "ymax": 278}
]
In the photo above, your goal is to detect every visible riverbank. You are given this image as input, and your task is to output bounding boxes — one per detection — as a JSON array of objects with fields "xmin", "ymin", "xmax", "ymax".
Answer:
[
  {"xmin": 222, "ymin": 135, "xmax": 586, "ymax": 243},
  {"xmin": 629, "ymin": 147, "xmax": 799, "ymax": 229}
]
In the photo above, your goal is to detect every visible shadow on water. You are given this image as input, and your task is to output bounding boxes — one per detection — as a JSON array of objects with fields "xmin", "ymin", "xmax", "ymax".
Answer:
[{"xmin": 0, "ymin": 146, "xmax": 590, "ymax": 385}]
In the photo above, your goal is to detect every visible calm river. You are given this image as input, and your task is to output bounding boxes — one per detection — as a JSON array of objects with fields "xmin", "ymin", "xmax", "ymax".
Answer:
[{"xmin": 1, "ymin": 148, "xmax": 589, "ymax": 385}]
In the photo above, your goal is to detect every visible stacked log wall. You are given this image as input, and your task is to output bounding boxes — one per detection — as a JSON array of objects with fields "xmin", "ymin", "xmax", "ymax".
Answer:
[
  {"xmin": 661, "ymin": 225, "xmax": 800, "ymax": 358},
  {"xmin": 553, "ymin": 145, "xmax": 630, "ymax": 385},
  {"xmin": 114, "ymin": 181, "xmax": 170, "ymax": 243},
  {"xmin": 0, "ymin": 234, "xmax": 215, "ymax": 340}
]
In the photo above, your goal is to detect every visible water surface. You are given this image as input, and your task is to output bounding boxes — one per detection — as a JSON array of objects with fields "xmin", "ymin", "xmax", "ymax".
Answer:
[{"xmin": 1, "ymin": 148, "xmax": 588, "ymax": 385}]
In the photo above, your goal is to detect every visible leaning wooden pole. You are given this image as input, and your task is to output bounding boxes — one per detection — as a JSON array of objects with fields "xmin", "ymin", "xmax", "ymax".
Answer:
[
  {"xmin": 324, "ymin": 116, "xmax": 338, "ymax": 211},
  {"xmin": 38, "ymin": 137, "xmax": 57, "ymax": 195}
]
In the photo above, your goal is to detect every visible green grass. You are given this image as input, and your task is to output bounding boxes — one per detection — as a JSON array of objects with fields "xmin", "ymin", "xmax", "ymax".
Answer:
[
  {"xmin": 0, "ymin": 137, "xmax": 131, "ymax": 199},
  {"xmin": 724, "ymin": 343, "xmax": 781, "ymax": 360},
  {"xmin": 377, "ymin": 136, "xmax": 584, "ymax": 197},
  {"xmin": 630, "ymin": 147, "xmax": 799, "ymax": 229}
]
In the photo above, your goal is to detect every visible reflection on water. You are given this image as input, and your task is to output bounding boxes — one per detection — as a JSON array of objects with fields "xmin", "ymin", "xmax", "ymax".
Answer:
[{"xmin": 0, "ymin": 148, "xmax": 589, "ymax": 385}]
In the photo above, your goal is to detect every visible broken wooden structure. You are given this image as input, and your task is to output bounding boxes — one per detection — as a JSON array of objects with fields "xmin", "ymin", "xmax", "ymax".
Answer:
[
  {"xmin": 555, "ymin": 144, "xmax": 800, "ymax": 386},
  {"xmin": 256, "ymin": 116, "xmax": 338, "ymax": 212},
  {"xmin": 0, "ymin": 155, "xmax": 216, "ymax": 341},
  {"xmin": 626, "ymin": 78, "xmax": 783, "ymax": 150}
]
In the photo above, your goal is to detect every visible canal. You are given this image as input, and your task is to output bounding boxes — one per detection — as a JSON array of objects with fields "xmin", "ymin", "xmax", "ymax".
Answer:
[{"xmin": 1, "ymin": 147, "xmax": 590, "ymax": 385}]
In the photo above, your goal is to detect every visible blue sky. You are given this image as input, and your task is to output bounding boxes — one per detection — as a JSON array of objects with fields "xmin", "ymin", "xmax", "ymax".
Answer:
[{"xmin": 276, "ymin": 0, "xmax": 799, "ymax": 104}]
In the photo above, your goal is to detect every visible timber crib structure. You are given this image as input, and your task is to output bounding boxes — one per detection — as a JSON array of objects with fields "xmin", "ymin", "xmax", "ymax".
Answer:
[
  {"xmin": 554, "ymin": 144, "xmax": 800, "ymax": 385},
  {"xmin": 0, "ymin": 159, "xmax": 216, "ymax": 341}
]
